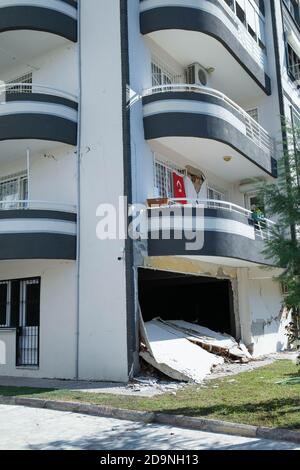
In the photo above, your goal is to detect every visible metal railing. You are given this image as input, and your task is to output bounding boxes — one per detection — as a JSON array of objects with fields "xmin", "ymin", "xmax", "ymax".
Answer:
[
  {"xmin": 0, "ymin": 200, "xmax": 77, "ymax": 213},
  {"xmin": 0, "ymin": 83, "xmax": 78, "ymax": 102},
  {"xmin": 147, "ymin": 198, "xmax": 276, "ymax": 240},
  {"xmin": 143, "ymin": 84, "xmax": 274, "ymax": 156}
]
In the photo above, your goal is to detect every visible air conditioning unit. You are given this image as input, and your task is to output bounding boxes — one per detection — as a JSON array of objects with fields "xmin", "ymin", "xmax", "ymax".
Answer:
[{"xmin": 186, "ymin": 63, "xmax": 209, "ymax": 87}]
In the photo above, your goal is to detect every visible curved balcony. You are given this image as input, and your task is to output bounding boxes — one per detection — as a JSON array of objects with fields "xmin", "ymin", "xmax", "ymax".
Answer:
[
  {"xmin": 140, "ymin": 0, "xmax": 270, "ymax": 96},
  {"xmin": 0, "ymin": 83, "xmax": 78, "ymax": 147},
  {"xmin": 0, "ymin": 0, "xmax": 77, "ymax": 42},
  {"xmin": 142, "ymin": 85, "xmax": 277, "ymax": 180},
  {"xmin": 143, "ymin": 199, "xmax": 276, "ymax": 267},
  {"xmin": 0, "ymin": 200, "xmax": 76, "ymax": 260}
]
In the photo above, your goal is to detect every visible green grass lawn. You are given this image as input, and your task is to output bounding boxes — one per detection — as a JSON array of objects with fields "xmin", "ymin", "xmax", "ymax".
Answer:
[{"xmin": 0, "ymin": 360, "xmax": 300, "ymax": 430}]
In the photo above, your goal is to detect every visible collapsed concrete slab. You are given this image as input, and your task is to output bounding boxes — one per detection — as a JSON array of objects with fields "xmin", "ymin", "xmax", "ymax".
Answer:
[
  {"xmin": 140, "ymin": 319, "xmax": 224, "ymax": 383},
  {"xmin": 164, "ymin": 320, "xmax": 252, "ymax": 361}
]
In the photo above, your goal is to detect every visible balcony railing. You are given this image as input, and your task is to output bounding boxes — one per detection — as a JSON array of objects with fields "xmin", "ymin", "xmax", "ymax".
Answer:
[
  {"xmin": 143, "ymin": 84, "xmax": 275, "ymax": 157},
  {"xmin": 146, "ymin": 198, "xmax": 276, "ymax": 241},
  {"xmin": 0, "ymin": 83, "xmax": 78, "ymax": 102},
  {"xmin": 0, "ymin": 200, "xmax": 77, "ymax": 213}
]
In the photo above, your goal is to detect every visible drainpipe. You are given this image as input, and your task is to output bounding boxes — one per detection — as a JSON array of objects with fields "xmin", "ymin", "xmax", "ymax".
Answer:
[{"xmin": 75, "ymin": 0, "xmax": 82, "ymax": 380}]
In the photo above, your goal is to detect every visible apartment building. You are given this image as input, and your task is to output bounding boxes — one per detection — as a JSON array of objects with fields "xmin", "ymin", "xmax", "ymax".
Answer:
[{"xmin": 0, "ymin": 0, "xmax": 298, "ymax": 382}]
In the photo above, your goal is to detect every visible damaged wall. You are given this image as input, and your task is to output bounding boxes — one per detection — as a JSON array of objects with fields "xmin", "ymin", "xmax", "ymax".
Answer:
[
  {"xmin": 142, "ymin": 258, "xmax": 288, "ymax": 357},
  {"xmin": 248, "ymin": 278, "xmax": 290, "ymax": 356}
]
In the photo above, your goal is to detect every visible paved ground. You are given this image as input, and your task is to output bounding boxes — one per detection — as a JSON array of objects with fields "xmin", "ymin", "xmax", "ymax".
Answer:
[{"xmin": 0, "ymin": 405, "xmax": 299, "ymax": 450}]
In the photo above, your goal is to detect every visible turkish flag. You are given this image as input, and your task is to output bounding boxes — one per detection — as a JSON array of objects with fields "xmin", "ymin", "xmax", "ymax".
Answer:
[{"xmin": 173, "ymin": 172, "xmax": 187, "ymax": 204}]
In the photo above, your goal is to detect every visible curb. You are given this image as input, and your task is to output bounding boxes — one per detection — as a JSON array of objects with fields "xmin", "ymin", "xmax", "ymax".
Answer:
[{"xmin": 1, "ymin": 396, "xmax": 300, "ymax": 445}]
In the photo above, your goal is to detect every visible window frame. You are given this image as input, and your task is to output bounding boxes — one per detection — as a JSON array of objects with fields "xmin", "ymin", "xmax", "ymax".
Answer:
[{"xmin": 0, "ymin": 277, "xmax": 40, "ymax": 329}]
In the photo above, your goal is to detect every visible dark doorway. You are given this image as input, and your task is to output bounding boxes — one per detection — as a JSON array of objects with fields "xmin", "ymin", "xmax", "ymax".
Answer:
[{"xmin": 138, "ymin": 268, "xmax": 236, "ymax": 336}]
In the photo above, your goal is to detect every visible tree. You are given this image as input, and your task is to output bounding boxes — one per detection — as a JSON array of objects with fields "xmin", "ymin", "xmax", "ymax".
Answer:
[{"xmin": 261, "ymin": 121, "xmax": 300, "ymax": 318}]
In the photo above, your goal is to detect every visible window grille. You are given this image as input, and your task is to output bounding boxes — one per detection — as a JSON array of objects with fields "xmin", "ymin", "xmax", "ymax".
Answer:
[
  {"xmin": 207, "ymin": 187, "xmax": 226, "ymax": 208},
  {"xmin": 0, "ymin": 172, "xmax": 28, "ymax": 208},
  {"xmin": 151, "ymin": 56, "xmax": 182, "ymax": 89},
  {"xmin": 6, "ymin": 72, "xmax": 33, "ymax": 93},
  {"xmin": 154, "ymin": 157, "xmax": 185, "ymax": 198}
]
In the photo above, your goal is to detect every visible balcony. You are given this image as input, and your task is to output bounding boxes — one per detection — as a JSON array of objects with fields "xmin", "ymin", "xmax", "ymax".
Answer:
[
  {"xmin": 0, "ymin": 0, "xmax": 77, "ymax": 71},
  {"xmin": 142, "ymin": 85, "xmax": 277, "ymax": 180},
  {"xmin": 0, "ymin": 83, "xmax": 78, "ymax": 147},
  {"xmin": 140, "ymin": 0, "xmax": 270, "ymax": 98},
  {"xmin": 0, "ymin": 200, "xmax": 76, "ymax": 260},
  {"xmin": 0, "ymin": 0, "xmax": 77, "ymax": 42},
  {"xmin": 142, "ymin": 199, "xmax": 276, "ymax": 267}
]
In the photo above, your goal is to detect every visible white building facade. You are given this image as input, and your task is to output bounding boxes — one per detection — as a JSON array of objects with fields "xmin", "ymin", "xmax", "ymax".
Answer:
[{"xmin": 0, "ymin": 0, "xmax": 297, "ymax": 381}]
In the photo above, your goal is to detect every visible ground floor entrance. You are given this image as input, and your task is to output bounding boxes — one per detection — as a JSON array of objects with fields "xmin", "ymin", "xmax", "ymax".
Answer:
[{"xmin": 138, "ymin": 268, "xmax": 236, "ymax": 337}]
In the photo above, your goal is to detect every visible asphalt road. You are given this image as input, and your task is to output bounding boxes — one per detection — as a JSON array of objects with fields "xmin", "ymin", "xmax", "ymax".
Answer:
[{"xmin": 0, "ymin": 405, "xmax": 298, "ymax": 450}]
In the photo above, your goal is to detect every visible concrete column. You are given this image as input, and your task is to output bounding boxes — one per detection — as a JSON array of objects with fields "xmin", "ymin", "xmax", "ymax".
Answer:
[{"xmin": 237, "ymin": 268, "xmax": 253, "ymax": 348}]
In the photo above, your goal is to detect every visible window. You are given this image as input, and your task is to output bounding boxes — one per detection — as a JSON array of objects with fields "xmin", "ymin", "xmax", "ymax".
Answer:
[
  {"xmin": 287, "ymin": 43, "xmax": 300, "ymax": 81},
  {"xmin": 0, "ymin": 278, "xmax": 40, "ymax": 329},
  {"xmin": 154, "ymin": 158, "xmax": 185, "ymax": 198},
  {"xmin": 151, "ymin": 58, "xmax": 181, "ymax": 89},
  {"xmin": 0, "ymin": 172, "xmax": 28, "ymax": 209},
  {"xmin": 236, "ymin": 0, "xmax": 246, "ymax": 25},
  {"xmin": 207, "ymin": 187, "xmax": 225, "ymax": 209},
  {"xmin": 6, "ymin": 72, "xmax": 32, "ymax": 94},
  {"xmin": 208, "ymin": 187, "xmax": 225, "ymax": 202},
  {"xmin": 0, "ymin": 282, "xmax": 9, "ymax": 327}
]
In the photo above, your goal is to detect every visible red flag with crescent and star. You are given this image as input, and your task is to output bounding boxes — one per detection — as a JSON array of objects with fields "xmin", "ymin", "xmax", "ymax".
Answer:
[{"xmin": 173, "ymin": 172, "xmax": 187, "ymax": 204}]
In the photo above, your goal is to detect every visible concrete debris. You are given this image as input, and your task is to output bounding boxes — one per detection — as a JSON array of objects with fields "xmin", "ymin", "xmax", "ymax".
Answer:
[
  {"xmin": 162, "ymin": 320, "xmax": 252, "ymax": 362},
  {"xmin": 140, "ymin": 319, "xmax": 224, "ymax": 383}
]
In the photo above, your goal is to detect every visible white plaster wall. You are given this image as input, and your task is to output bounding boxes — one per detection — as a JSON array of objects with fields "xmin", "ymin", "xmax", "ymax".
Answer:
[
  {"xmin": 29, "ymin": 145, "xmax": 77, "ymax": 206},
  {"xmin": 78, "ymin": 0, "xmax": 129, "ymax": 381},
  {"xmin": 0, "ymin": 260, "xmax": 77, "ymax": 379}
]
